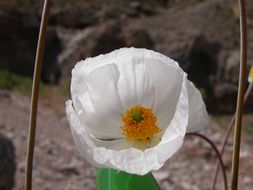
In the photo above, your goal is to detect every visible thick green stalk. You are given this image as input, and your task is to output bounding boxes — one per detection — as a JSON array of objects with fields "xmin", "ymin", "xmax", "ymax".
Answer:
[
  {"xmin": 96, "ymin": 168, "xmax": 161, "ymax": 190},
  {"xmin": 25, "ymin": 1, "xmax": 51, "ymax": 190},
  {"xmin": 231, "ymin": 0, "xmax": 247, "ymax": 189}
]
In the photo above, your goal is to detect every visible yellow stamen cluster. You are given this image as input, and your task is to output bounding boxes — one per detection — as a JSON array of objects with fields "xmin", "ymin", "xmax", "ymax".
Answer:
[
  {"xmin": 249, "ymin": 67, "xmax": 253, "ymax": 83},
  {"xmin": 121, "ymin": 105, "xmax": 161, "ymax": 143}
]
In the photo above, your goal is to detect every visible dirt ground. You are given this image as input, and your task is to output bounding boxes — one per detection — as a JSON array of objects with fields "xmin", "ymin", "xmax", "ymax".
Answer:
[{"xmin": 0, "ymin": 91, "xmax": 253, "ymax": 190}]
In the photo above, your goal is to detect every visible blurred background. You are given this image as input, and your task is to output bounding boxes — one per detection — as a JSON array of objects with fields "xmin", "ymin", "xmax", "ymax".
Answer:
[{"xmin": 0, "ymin": 0, "xmax": 253, "ymax": 189}]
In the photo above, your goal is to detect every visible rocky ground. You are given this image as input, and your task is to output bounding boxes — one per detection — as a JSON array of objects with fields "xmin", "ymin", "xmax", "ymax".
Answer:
[{"xmin": 0, "ymin": 89, "xmax": 253, "ymax": 190}]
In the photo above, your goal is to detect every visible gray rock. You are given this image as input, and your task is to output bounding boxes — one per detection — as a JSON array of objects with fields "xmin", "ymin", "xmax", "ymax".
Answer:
[
  {"xmin": 121, "ymin": 25, "xmax": 154, "ymax": 49},
  {"xmin": 49, "ymin": 7, "xmax": 98, "ymax": 29},
  {"xmin": 0, "ymin": 133, "xmax": 16, "ymax": 190},
  {"xmin": 0, "ymin": 6, "xmax": 62, "ymax": 84},
  {"xmin": 58, "ymin": 21, "xmax": 154, "ymax": 77}
]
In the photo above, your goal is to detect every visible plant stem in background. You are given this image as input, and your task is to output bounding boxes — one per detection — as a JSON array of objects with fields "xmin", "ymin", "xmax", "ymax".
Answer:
[
  {"xmin": 186, "ymin": 133, "xmax": 228, "ymax": 190},
  {"xmin": 212, "ymin": 83, "xmax": 252, "ymax": 190},
  {"xmin": 231, "ymin": 0, "xmax": 247, "ymax": 189},
  {"xmin": 25, "ymin": 1, "xmax": 51, "ymax": 190}
]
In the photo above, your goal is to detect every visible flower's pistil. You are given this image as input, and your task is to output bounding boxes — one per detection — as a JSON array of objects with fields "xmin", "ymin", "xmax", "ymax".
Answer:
[
  {"xmin": 249, "ymin": 67, "xmax": 253, "ymax": 83},
  {"xmin": 121, "ymin": 105, "xmax": 161, "ymax": 143}
]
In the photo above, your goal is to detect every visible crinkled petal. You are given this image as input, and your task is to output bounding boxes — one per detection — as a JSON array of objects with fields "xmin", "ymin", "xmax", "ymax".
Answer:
[
  {"xmin": 66, "ymin": 100, "xmax": 130, "ymax": 153},
  {"xmin": 66, "ymin": 100, "xmax": 99, "ymax": 167},
  {"xmin": 186, "ymin": 80, "xmax": 209, "ymax": 132},
  {"xmin": 146, "ymin": 74, "xmax": 189, "ymax": 165},
  {"xmin": 66, "ymin": 103, "xmax": 162, "ymax": 175},
  {"xmin": 90, "ymin": 74, "xmax": 188, "ymax": 175},
  {"xmin": 72, "ymin": 48, "xmax": 179, "ymax": 75},
  {"xmin": 115, "ymin": 50, "xmax": 156, "ymax": 108},
  {"xmin": 71, "ymin": 48, "xmax": 179, "ymax": 111},
  {"xmin": 146, "ymin": 60, "xmax": 184, "ymax": 129},
  {"xmin": 65, "ymin": 73, "xmax": 189, "ymax": 175},
  {"xmin": 85, "ymin": 63, "xmax": 124, "ymax": 113},
  {"xmin": 71, "ymin": 66, "xmax": 123, "ymax": 139}
]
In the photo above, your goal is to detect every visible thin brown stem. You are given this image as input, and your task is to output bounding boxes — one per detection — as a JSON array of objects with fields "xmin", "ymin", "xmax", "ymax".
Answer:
[
  {"xmin": 231, "ymin": 0, "xmax": 247, "ymax": 189},
  {"xmin": 25, "ymin": 1, "xmax": 51, "ymax": 190},
  {"xmin": 187, "ymin": 132, "xmax": 228, "ymax": 190},
  {"xmin": 212, "ymin": 83, "xmax": 252, "ymax": 190}
]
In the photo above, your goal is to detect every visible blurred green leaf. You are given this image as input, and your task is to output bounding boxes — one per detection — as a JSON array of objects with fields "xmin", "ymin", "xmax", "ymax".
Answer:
[{"xmin": 0, "ymin": 70, "xmax": 46, "ymax": 95}]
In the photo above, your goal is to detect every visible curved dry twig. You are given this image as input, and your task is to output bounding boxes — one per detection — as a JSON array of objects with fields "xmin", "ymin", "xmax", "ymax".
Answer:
[
  {"xmin": 187, "ymin": 132, "xmax": 228, "ymax": 190},
  {"xmin": 212, "ymin": 83, "xmax": 252, "ymax": 190},
  {"xmin": 25, "ymin": 1, "xmax": 51, "ymax": 190}
]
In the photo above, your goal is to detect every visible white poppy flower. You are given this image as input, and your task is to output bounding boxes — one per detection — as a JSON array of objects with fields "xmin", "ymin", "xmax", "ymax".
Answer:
[{"xmin": 65, "ymin": 47, "xmax": 208, "ymax": 175}]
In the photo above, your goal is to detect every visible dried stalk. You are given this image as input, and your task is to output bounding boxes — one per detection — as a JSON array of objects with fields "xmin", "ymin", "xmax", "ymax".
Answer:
[
  {"xmin": 25, "ymin": 1, "xmax": 51, "ymax": 190},
  {"xmin": 231, "ymin": 0, "xmax": 247, "ymax": 189}
]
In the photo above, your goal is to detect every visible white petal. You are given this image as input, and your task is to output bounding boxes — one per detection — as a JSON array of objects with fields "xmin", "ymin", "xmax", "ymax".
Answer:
[
  {"xmin": 73, "ymin": 47, "xmax": 178, "ymax": 110},
  {"xmin": 66, "ymin": 100, "xmax": 129, "ymax": 153},
  {"xmin": 84, "ymin": 74, "xmax": 188, "ymax": 175},
  {"xmin": 66, "ymin": 100, "xmax": 99, "ymax": 166},
  {"xmin": 65, "ymin": 79, "xmax": 188, "ymax": 175},
  {"xmin": 186, "ymin": 80, "xmax": 209, "ymax": 132},
  {"xmin": 76, "ymin": 94, "xmax": 123, "ymax": 139},
  {"xmin": 90, "ymin": 137, "xmax": 130, "ymax": 150},
  {"xmin": 72, "ymin": 47, "xmax": 179, "ymax": 75},
  {"xmin": 146, "ymin": 73, "xmax": 188, "ymax": 164},
  {"xmin": 92, "ymin": 147, "xmax": 155, "ymax": 175},
  {"xmin": 71, "ymin": 65, "xmax": 123, "ymax": 139},
  {"xmin": 146, "ymin": 60, "xmax": 184, "ymax": 128},
  {"xmin": 85, "ymin": 63, "xmax": 124, "ymax": 113},
  {"xmin": 114, "ymin": 48, "xmax": 178, "ymax": 109},
  {"xmin": 66, "ymin": 100, "xmax": 160, "ymax": 175},
  {"xmin": 116, "ymin": 50, "xmax": 156, "ymax": 108}
]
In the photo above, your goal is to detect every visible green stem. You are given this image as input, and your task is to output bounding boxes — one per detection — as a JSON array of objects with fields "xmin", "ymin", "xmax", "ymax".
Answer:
[
  {"xmin": 96, "ymin": 168, "xmax": 161, "ymax": 190},
  {"xmin": 231, "ymin": 0, "xmax": 247, "ymax": 189},
  {"xmin": 25, "ymin": 1, "xmax": 51, "ymax": 190}
]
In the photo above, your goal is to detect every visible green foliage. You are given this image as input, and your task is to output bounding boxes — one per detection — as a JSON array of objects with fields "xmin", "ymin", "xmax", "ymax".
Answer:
[
  {"xmin": 0, "ymin": 70, "xmax": 45, "ymax": 95},
  {"xmin": 199, "ymin": 87, "xmax": 207, "ymax": 100}
]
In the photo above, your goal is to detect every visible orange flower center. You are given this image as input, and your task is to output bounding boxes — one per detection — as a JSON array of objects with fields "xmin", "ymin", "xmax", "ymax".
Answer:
[{"xmin": 121, "ymin": 105, "xmax": 161, "ymax": 143}]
